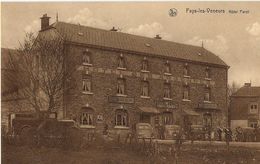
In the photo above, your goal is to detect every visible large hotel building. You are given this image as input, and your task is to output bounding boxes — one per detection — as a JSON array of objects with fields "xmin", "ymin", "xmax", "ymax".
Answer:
[{"xmin": 39, "ymin": 14, "xmax": 229, "ymax": 136}]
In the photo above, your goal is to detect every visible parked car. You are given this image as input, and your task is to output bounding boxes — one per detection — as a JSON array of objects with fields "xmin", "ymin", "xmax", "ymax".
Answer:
[
  {"xmin": 164, "ymin": 125, "xmax": 181, "ymax": 140},
  {"xmin": 135, "ymin": 123, "xmax": 154, "ymax": 139},
  {"xmin": 190, "ymin": 125, "xmax": 206, "ymax": 141}
]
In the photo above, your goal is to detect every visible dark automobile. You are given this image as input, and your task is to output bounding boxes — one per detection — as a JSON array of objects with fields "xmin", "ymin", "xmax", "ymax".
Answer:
[
  {"xmin": 164, "ymin": 125, "xmax": 181, "ymax": 140},
  {"xmin": 135, "ymin": 123, "xmax": 154, "ymax": 139},
  {"xmin": 190, "ymin": 125, "xmax": 206, "ymax": 141}
]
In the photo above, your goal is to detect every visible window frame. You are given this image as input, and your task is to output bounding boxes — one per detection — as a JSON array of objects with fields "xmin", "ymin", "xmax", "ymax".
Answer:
[
  {"xmin": 80, "ymin": 107, "xmax": 95, "ymax": 127},
  {"xmin": 82, "ymin": 75, "xmax": 93, "ymax": 94},
  {"xmin": 205, "ymin": 67, "xmax": 211, "ymax": 80},
  {"xmin": 163, "ymin": 82, "xmax": 171, "ymax": 99},
  {"xmin": 117, "ymin": 53, "xmax": 126, "ymax": 70},
  {"xmin": 141, "ymin": 57, "xmax": 149, "ymax": 72},
  {"xmin": 164, "ymin": 60, "xmax": 171, "ymax": 75},
  {"xmin": 82, "ymin": 50, "xmax": 92, "ymax": 66},
  {"xmin": 183, "ymin": 85, "xmax": 190, "ymax": 101},
  {"xmin": 116, "ymin": 78, "xmax": 126, "ymax": 96},
  {"xmin": 183, "ymin": 63, "xmax": 190, "ymax": 77},
  {"xmin": 141, "ymin": 80, "xmax": 150, "ymax": 98},
  {"xmin": 115, "ymin": 109, "xmax": 128, "ymax": 127},
  {"xmin": 204, "ymin": 86, "xmax": 211, "ymax": 102},
  {"xmin": 249, "ymin": 103, "xmax": 258, "ymax": 114}
]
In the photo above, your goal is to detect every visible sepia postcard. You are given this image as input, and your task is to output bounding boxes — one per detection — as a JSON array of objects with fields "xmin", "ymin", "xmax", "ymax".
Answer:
[{"xmin": 1, "ymin": 2, "xmax": 260, "ymax": 164}]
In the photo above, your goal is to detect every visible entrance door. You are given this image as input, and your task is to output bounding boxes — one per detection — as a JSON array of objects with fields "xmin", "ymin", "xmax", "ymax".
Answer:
[{"xmin": 140, "ymin": 114, "xmax": 151, "ymax": 123}]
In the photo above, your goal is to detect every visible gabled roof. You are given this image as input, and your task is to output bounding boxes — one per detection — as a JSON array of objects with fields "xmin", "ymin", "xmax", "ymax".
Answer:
[
  {"xmin": 231, "ymin": 86, "xmax": 260, "ymax": 97},
  {"xmin": 46, "ymin": 22, "xmax": 228, "ymax": 68}
]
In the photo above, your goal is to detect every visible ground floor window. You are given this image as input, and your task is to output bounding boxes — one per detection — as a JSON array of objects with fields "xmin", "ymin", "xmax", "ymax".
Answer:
[
  {"xmin": 80, "ymin": 107, "xmax": 94, "ymax": 125},
  {"xmin": 115, "ymin": 109, "xmax": 128, "ymax": 127},
  {"xmin": 162, "ymin": 112, "xmax": 173, "ymax": 125},
  {"xmin": 249, "ymin": 121, "xmax": 258, "ymax": 128}
]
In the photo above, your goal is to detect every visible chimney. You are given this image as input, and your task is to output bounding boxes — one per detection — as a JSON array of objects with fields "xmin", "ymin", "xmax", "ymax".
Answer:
[
  {"xmin": 110, "ymin": 27, "xmax": 118, "ymax": 32},
  {"xmin": 40, "ymin": 14, "xmax": 51, "ymax": 30},
  {"xmin": 154, "ymin": 34, "xmax": 162, "ymax": 39},
  {"xmin": 244, "ymin": 83, "xmax": 251, "ymax": 87}
]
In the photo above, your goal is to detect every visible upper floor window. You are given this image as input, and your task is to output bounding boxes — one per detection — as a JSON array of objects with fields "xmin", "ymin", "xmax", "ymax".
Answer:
[
  {"xmin": 115, "ymin": 109, "xmax": 128, "ymax": 127},
  {"xmin": 204, "ymin": 86, "xmax": 211, "ymax": 102},
  {"xmin": 164, "ymin": 60, "xmax": 171, "ymax": 74},
  {"xmin": 117, "ymin": 53, "xmax": 126, "ymax": 69},
  {"xmin": 82, "ymin": 49, "xmax": 91, "ymax": 65},
  {"xmin": 141, "ymin": 81, "xmax": 149, "ymax": 97},
  {"xmin": 205, "ymin": 67, "xmax": 211, "ymax": 79},
  {"xmin": 163, "ymin": 82, "xmax": 171, "ymax": 99},
  {"xmin": 183, "ymin": 63, "xmax": 190, "ymax": 77},
  {"xmin": 82, "ymin": 76, "xmax": 92, "ymax": 93},
  {"xmin": 183, "ymin": 85, "xmax": 190, "ymax": 100},
  {"xmin": 249, "ymin": 103, "xmax": 258, "ymax": 114},
  {"xmin": 141, "ymin": 57, "xmax": 148, "ymax": 71},
  {"xmin": 80, "ymin": 107, "xmax": 94, "ymax": 126},
  {"xmin": 117, "ymin": 78, "xmax": 126, "ymax": 95}
]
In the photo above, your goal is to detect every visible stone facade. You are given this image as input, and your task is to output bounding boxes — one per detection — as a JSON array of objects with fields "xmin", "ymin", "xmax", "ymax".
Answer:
[{"xmin": 62, "ymin": 44, "xmax": 228, "ymax": 136}]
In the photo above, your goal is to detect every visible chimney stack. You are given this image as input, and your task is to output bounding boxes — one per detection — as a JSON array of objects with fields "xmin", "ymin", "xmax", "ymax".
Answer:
[
  {"xmin": 40, "ymin": 14, "xmax": 51, "ymax": 31},
  {"xmin": 110, "ymin": 27, "xmax": 118, "ymax": 32},
  {"xmin": 154, "ymin": 34, "xmax": 162, "ymax": 39},
  {"xmin": 244, "ymin": 83, "xmax": 251, "ymax": 87}
]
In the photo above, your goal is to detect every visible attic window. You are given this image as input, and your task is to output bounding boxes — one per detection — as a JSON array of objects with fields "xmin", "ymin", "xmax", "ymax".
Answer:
[{"xmin": 145, "ymin": 43, "xmax": 151, "ymax": 47}]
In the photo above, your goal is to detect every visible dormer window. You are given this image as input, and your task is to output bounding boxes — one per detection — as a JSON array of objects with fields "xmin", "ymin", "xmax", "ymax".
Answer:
[
  {"xmin": 163, "ymin": 82, "xmax": 171, "ymax": 99},
  {"xmin": 117, "ymin": 53, "xmax": 126, "ymax": 69},
  {"xmin": 164, "ymin": 60, "xmax": 171, "ymax": 74},
  {"xmin": 141, "ymin": 57, "xmax": 148, "ymax": 72},
  {"xmin": 82, "ymin": 49, "xmax": 92, "ymax": 65},
  {"xmin": 205, "ymin": 67, "xmax": 211, "ymax": 79},
  {"xmin": 183, "ymin": 63, "xmax": 190, "ymax": 77}
]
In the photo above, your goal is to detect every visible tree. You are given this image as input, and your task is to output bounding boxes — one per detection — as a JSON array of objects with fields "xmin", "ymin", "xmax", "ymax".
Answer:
[
  {"xmin": 7, "ymin": 31, "xmax": 79, "ymax": 114},
  {"xmin": 227, "ymin": 81, "xmax": 240, "ymax": 127}
]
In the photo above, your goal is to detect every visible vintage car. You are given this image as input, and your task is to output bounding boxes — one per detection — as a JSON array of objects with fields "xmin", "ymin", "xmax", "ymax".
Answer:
[
  {"xmin": 135, "ymin": 123, "xmax": 154, "ymax": 139},
  {"xmin": 190, "ymin": 125, "xmax": 206, "ymax": 141},
  {"xmin": 164, "ymin": 125, "xmax": 181, "ymax": 140}
]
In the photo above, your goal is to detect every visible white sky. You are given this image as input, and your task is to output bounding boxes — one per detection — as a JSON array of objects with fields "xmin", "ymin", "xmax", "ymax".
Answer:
[{"xmin": 1, "ymin": 2, "xmax": 260, "ymax": 86}]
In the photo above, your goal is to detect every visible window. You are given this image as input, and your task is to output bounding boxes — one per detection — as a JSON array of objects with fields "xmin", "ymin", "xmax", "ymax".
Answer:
[
  {"xmin": 141, "ymin": 57, "xmax": 148, "ymax": 71},
  {"xmin": 249, "ymin": 121, "xmax": 258, "ymax": 128},
  {"xmin": 117, "ymin": 53, "xmax": 126, "ymax": 69},
  {"xmin": 141, "ymin": 81, "xmax": 149, "ymax": 97},
  {"xmin": 183, "ymin": 63, "xmax": 189, "ymax": 76},
  {"xmin": 163, "ymin": 83, "xmax": 171, "ymax": 99},
  {"xmin": 205, "ymin": 67, "xmax": 210, "ymax": 79},
  {"xmin": 164, "ymin": 61, "xmax": 171, "ymax": 74},
  {"xmin": 162, "ymin": 112, "xmax": 173, "ymax": 125},
  {"xmin": 115, "ymin": 109, "xmax": 128, "ymax": 126},
  {"xmin": 82, "ymin": 50, "xmax": 91, "ymax": 65},
  {"xmin": 80, "ymin": 108, "xmax": 94, "ymax": 125},
  {"xmin": 249, "ymin": 103, "xmax": 258, "ymax": 114},
  {"xmin": 183, "ymin": 85, "xmax": 190, "ymax": 100},
  {"xmin": 204, "ymin": 87, "xmax": 211, "ymax": 101},
  {"xmin": 117, "ymin": 78, "xmax": 126, "ymax": 95},
  {"xmin": 82, "ymin": 78, "xmax": 92, "ymax": 93}
]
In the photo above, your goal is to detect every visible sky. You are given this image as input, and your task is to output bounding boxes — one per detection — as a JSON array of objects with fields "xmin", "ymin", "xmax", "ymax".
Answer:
[{"xmin": 1, "ymin": 2, "xmax": 260, "ymax": 86}]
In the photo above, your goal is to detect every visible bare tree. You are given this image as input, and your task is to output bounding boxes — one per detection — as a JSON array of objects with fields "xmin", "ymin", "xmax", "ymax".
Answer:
[{"xmin": 6, "ymin": 31, "xmax": 79, "ymax": 115}]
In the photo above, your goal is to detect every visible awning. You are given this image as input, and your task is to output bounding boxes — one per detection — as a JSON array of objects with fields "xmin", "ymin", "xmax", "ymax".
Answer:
[
  {"xmin": 139, "ymin": 107, "xmax": 160, "ymax": 114},
  {"xmin": 182, "ymin": 109, "xmax": 200, "ymax": 116}
]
